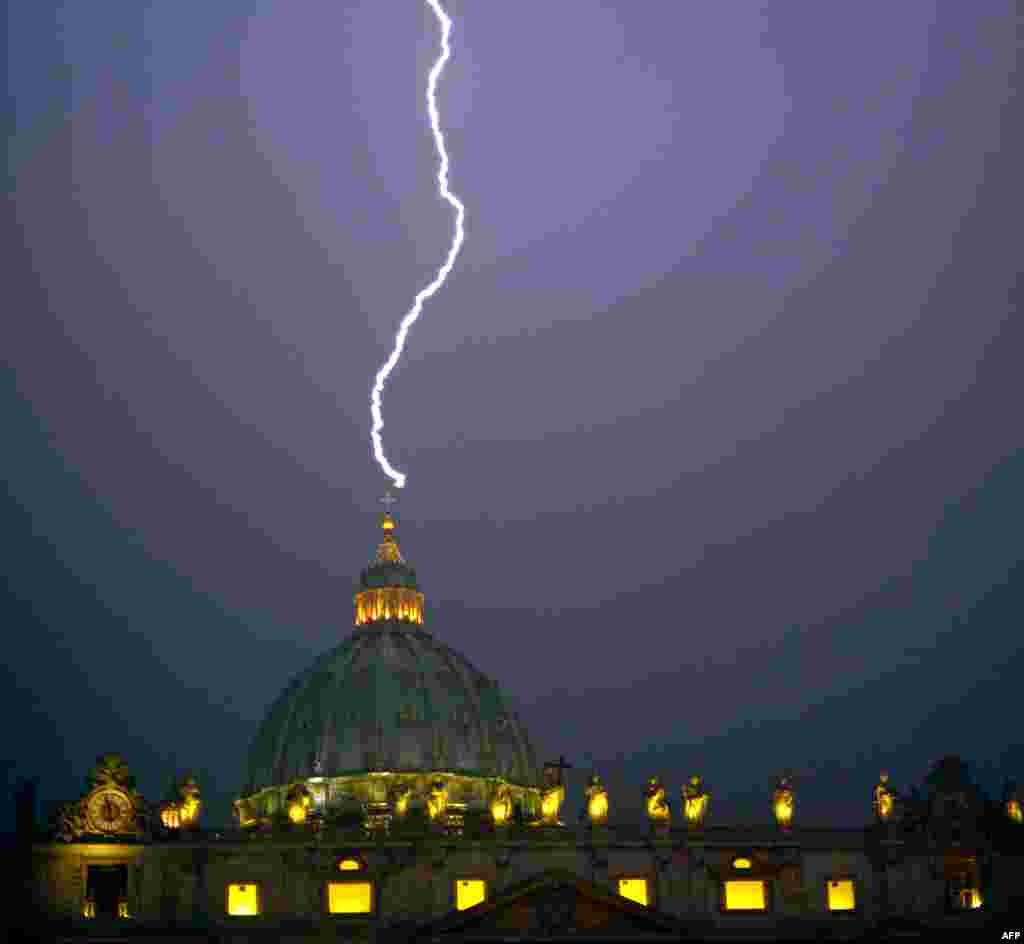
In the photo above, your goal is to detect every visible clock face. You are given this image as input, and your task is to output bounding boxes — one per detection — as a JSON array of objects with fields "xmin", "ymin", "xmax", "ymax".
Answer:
[{"xmin": 85, "ymin": 788, "xmax": 134, "ymax": 834}]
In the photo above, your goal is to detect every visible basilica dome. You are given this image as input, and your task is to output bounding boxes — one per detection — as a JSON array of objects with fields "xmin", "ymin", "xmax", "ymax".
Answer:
[{"xmin": 242, "ymin": 505, "xmax": 541, "ymax": 821}]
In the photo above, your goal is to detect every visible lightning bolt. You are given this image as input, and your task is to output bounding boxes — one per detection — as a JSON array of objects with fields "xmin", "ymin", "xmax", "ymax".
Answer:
[{"xmin": 370, "ymin": 0, "xmax": 466, "ymax": 490}]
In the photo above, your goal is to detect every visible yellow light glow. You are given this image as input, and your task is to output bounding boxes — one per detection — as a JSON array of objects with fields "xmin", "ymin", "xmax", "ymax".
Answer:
[
  {"xmin": 725, "ymin": 880, "xmax": 766, "ymax": 911},
  {"xmin": 234, "ymin": 798, "xmax": 255, "ymax": 827},
  {"xmin": 180, "ymin": 795, "xmax": 200, "ymax": 824},
  {"xmin": 328, "ymin": 882, "xmax": 373, "ymax": 914},
  {"xmin": 285, "ymin": 782, "xmax": 313, "ymax": 824},
  {"xmin": 355, "ymin": 587, "xmax": 424, "ymax": 626},
  {"xmin": 540, "ymin": 783, "xmax": 564, "ymax": 824},
  {"xmin": 1008, "ymin": 799, "xmax": 1023, "ymax": 824},
  {"xmin": 732, "ymin": 857, "xmax": 752, "ymax": 870},
  {"xmin": 118, "ymin": 900, "xmax": 130, "ymax": 918},
  {"xmin": 645, "ymin": 779, "xmax": 670, "ymax": 822},
  {"xmin": 684, "ymin": 792, "xmax": 708, "ymax": 825},
  {"xmin": 161, "ymin": 805, "xmax": 181, "ymax": 829},
  {"xmin": 427, "ymin": 780, "xmax": 448, "ymax": 820},
  {"xmin": 682, "ymin": 774, "xmax": 710, "ymax": 826},
  {"xmin": 491, "ymin": 787, "xmax": 511, "ymax": 826},
  {"xmin": 618, "ymin": 878, "xmax": 649, "ymax": 906},
  {"xmin": 393, "ymin": 787, "xmax": 411, "ymax": 817},
  {"xmin": 83, "ymin": 899, "xmax": 95, "ymax": 919},
  {"xmin": 456, "ymin": 879, "xmax": 487, "ymax": 911},
  {"xmin": 875, "ymin": 773, "xmax": 895, "ymax": 821},
  {"xmin": 338, "ymin": 859, "xmax": 362, "ymax": 872},
  {"xmin": 227, "ymin": 883, "xmax": 260, "ymax": 916},
  {"xmin": 827, "ymin": 879, "xmax": 856, "ymax": 911},
  {"xmin": 959, "ymin": 888, "xmax": 983, "ymax": 909},
  {"xmin": 582, "ymin": 774, "xmax": 609, "ymax": 825},
  {"xmin": 773, "ymin": 790, "xmax": 794, "ymax": 827}
]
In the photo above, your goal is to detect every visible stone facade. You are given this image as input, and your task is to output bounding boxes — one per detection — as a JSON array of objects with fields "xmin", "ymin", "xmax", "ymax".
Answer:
[{"xmin": 20, "ymin": 818, "xmax": 1024, "ymax": 940}]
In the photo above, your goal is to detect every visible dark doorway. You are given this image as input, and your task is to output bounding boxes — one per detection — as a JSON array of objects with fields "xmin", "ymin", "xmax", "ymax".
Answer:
[{"xmin": 87, "ymin": 864, "xmax": 127, "ymax": 918}]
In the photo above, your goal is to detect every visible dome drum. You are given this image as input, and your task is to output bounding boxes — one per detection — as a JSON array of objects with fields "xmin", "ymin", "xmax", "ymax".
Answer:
[
  {"xmin": 355, "ymin": 587, "xmax": 424, "ymax": 625},
  {"xmin": 243, "ymin": 771, "xmax": 540, "ymax": 829}
]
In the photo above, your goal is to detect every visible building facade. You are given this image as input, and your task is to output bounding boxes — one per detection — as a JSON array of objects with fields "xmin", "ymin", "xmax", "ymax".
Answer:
[{"xmin": 20, "ymin": 508, "xmax": 1024, "ymax": 940}]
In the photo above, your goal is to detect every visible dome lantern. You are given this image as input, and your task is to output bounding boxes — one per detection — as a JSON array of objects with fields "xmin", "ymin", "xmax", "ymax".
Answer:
[{"xmin": 354, "ymin": 491, "xmax": 425, "ymax": 627}]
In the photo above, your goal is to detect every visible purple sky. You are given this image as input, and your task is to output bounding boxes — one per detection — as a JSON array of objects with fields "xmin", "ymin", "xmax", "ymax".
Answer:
[{"xmin": 4, "ymin": 0, "xmax": 1022, "ymax": 828}]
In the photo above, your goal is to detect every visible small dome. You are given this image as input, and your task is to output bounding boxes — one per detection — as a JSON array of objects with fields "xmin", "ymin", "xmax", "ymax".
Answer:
[{"xmin": 246, "ymin": 626, "xmax": 539, "ymax": 789}]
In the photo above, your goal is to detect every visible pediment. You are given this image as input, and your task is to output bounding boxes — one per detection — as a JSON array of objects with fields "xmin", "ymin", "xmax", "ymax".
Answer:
[{"xmin": 398, "ymin": 870, "xmax": 687, "ymax": 941}]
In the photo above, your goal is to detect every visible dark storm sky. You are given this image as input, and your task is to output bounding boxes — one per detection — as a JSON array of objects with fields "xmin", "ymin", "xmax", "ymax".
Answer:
[{"xmin": 4, "ymin": 1, "xmax": 1022, "ymax": 830}]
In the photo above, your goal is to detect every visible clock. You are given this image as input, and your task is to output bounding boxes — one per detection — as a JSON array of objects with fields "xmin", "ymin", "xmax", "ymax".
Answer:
[{"xmin": 85, "ymin": 787, "xmax": 135, "ymax": 834}]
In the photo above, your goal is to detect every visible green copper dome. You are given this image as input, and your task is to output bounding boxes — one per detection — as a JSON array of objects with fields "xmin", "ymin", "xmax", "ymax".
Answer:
[
  {"xmin": 245, "ymin": 627, "xmax": 540, "ymax": 789},
  {"xmin": 244, "ymin": 505, "xmax": 540, "ymax": 794}
]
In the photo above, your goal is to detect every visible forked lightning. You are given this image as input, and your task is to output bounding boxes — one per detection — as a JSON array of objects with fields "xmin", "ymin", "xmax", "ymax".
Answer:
[{"xmin": 370, "ymin": 0, "xmax": 466, "ymax": 490}]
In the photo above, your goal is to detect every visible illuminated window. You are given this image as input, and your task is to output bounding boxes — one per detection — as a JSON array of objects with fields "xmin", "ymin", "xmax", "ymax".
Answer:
[
  {"xmin": 226, "ymin": 883, "xmax": 260, "ymax": 916},
  {"xmin": 455, "ymin": 879, "xmax": 487, "ymax": 911},
  {"xmin": 724, "ymin": 880, "xmax": 766, "ymax": 911},
  {"xmin": 618, "ymin": 877, "xmax": 649, "ymax": 906},
  {"xmin": 732, "ymin": 857, "xmax": 753, "ymax": 870},
  {"xmin": 956, "ymin": 887, "xmax": 982, "ymax": 910},
  {"xmin": 327, "ymin": 882, "xmax": 373, "ymax": 914},
  {"xmin": 827, "ymin": 879, "xmax": 856, "ymax": 911},
  {"xmin": 337, "ymin": 858, "xmax": 363, "ymax": 872}
]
